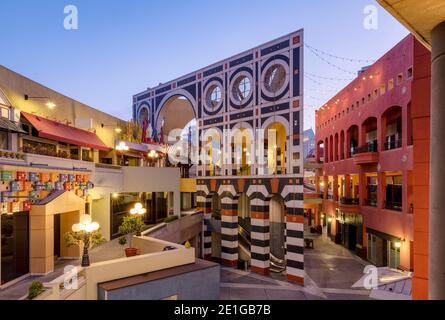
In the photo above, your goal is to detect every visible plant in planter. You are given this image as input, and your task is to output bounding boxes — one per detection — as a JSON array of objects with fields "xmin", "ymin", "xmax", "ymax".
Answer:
[
  {"xmin": 28, "ymin": 281, "xmax": 44, "ymax": 300},
  {"xmin": 118, "ymin": 215, "xmax": 145, "ymax": 257}
]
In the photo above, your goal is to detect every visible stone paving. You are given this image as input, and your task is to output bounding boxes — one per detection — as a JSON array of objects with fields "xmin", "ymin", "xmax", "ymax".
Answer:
[{"xmin": 219, "ymin": 230, "xmax": 374, "ymax": 300}]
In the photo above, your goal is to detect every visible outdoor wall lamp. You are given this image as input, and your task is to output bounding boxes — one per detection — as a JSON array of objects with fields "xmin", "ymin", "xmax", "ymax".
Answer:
[
  {"xmin": 101, "ymin": 123, "xmax": 122, "ymax": 133},
  {"xmin": 24, "ymin": 94, "xmax": 56, "ymax": 109},
  {"xmin": 72, "ymin": 214, "xmax": 100, "ymax": 267},
  {"xmin": 328, "ymin": 217, "xmax": 333, "ymax": 223}
]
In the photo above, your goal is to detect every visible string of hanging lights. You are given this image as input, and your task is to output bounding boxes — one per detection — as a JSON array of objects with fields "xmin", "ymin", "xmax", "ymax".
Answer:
[{"xmin": 304, "ymin": 43, "xmax": 376, "ymax": 63}]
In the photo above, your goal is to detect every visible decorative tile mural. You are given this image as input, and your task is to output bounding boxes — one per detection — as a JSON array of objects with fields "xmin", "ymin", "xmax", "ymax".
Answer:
[{"xmin": 0, "ymin": 169, "xmax": 93, "ymax": 213}]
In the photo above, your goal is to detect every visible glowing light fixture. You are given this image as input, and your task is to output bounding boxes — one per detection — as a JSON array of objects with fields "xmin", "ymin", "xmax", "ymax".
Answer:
[
  {"xmin": 115, "ymin": 128, "xmax": 122, "ymax": 133},
  {"xmin": 71, "ymin": 214, "xmax": 101, "ymax": 267},
  {"xmin": 116, "ymin": 141, "xmax": 129, "ymax": 152},
  {"xmin": 45, "ymin": 102, "xmax": 56, "ymax": 109},
  {"xmin": 130, "ymin": 202, "xmax": 147, "ymax": 216},
  {"xmin": 394, "ymin": 242, "xmax": 402, "ymax": 249}
]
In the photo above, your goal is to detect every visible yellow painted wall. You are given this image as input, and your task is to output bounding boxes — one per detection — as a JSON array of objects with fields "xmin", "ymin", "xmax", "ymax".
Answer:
[
  {"xmin": 180, "ymin": 178, "xmax": 197, "ymax": 193},
  {"xmin": 0, "ymin": 65, "xmax": 124, "ymax": 149}
]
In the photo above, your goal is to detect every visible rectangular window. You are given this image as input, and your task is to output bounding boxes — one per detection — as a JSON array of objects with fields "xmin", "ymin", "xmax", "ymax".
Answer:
[
  {"xmin": 0, "ymin": 131, "xmax": 9, "ymax": 150},
  {"xmin": 407, "ymin": 67, "xmax": 413, "ymax": 79},
  {"xmin": 0, "ymin": 107, "xmax": 9, "ymax": 119},
  {"xmin": 366, "ymin": 176, "xmax": 378, "ymax": 207},
  {"xmin": 385, "ymin": 175, "xmax": 403, "ymax": 211},
  {"xmin": 388, "ymin": 79, "xmax": 394, "ymax": 91},
  {"xmin": 397, "ymin": 73, "xmax": 403, "ymax": 85},
  {"xmin": 374, "ymin": 89, "xmax": 379, "ymax": 99},
  {"xmin": 380, "ymin": 84, "xmax": 386, "ymax": 95}
]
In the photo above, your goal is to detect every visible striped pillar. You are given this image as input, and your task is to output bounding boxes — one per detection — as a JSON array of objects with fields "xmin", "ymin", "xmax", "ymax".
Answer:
[
  {"xmin": 285, "ymin": 185, "xmax": 305, "ymax": 285},
  {"xmin": 250, "ymin": 198, "xmax": 270, "ymax": 275},
  {"xmin": 197, "ymin": 194, "xmax": 212, "ymax": 260},
  {"xmin": 221, "ymin": 195, "xmax": 239, "ymax": 267}
]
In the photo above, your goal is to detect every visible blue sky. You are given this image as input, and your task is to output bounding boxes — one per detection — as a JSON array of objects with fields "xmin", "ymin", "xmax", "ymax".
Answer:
[{"xmin": 0, "ymin": 0, "xmax": 408, "ymax": 129}]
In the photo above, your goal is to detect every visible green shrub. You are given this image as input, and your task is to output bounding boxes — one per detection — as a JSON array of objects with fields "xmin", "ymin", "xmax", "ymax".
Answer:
[
  {"xmin": 164, "ymin": 215, "xmax": 179, "ymax": 223},
  {"xmin": 118, "ymin": 216, "xmax": 145, "ymax": 248},
  {"xmin": 28, "ymin": 281, "xmax": 44, "ymax": 300}
]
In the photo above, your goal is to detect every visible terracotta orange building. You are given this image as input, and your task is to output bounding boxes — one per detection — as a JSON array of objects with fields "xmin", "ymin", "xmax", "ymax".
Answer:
[{"xmin": 314, "ymin": 35, "xmax": 431, "ymax": 296}]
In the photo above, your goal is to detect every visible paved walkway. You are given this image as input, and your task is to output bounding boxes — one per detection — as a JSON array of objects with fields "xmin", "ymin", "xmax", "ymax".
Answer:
[{"xmin": 220, "ymin": 228, "xmax": 373, "ymax": 300}]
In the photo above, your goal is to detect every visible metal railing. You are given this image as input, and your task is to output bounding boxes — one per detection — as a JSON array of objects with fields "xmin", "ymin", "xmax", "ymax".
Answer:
[
  {"xmin": 364, "ymin": 199, "xmax": 378, "ymax": 207},
  {"xmin": 384, "ymin": 138, "xmax": 402, "ymax": 151},
  {"xmin": 353, "ymin": 140, "xmax": 378, "ymax": 154}
]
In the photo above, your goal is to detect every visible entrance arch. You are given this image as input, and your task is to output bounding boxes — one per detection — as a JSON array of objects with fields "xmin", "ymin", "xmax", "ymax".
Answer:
[{"xmin": 155, "ymin": 94, "xmax": 197, "ymax": 144}]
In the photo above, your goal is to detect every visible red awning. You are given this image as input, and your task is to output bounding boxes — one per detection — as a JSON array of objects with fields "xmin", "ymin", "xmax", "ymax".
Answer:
[{"xmin": 21, "ymin": 112, "xmax": 110, "ymax": 151}]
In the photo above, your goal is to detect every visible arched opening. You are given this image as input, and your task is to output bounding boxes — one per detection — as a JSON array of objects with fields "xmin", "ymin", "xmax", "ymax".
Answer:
[
  {"xmin": 347, "ymin": 125, "xmax": 359, "ymax": 157},
  {"xmin": 270, "ymin": 195, "xmax": 286, "ymax": 260},
  {"xmin": 329, "ymin": 135, "xmax": 334, "ymax": 162},
  {"xmin": 340, "ymin": 130, "xmax": 345, "ymax": 160},
  {"xmin": 382, "ymin": 106, "xmax": 402, "ymax": 150},
  {"xmin": 324, "ymin": 137, "xmax": 329, "ymax": 163},
  {"xmin": 360, "ymin": 117, "xmax": 378, "ymax": 153},
  {"xmin": 316, "ymin": 140, "xmax": 325, "ymax": 163},
  {"xmin": 230, "ymin": 125, "xmax": 254, "ymax": 176},
  {"xmin": 203, "ymin": 129, "xmax": 222, "ymax": 176},
  {"xmin": 264, "ymin": 122, "xmax": 287, "ymax": 175},
  {"xmin": 156, "ymin": 95, "xmax": 197, "ymax": 145},
  {"xmin": 334, "ymin": 133, "xmax": 339, "ymax": 161}
]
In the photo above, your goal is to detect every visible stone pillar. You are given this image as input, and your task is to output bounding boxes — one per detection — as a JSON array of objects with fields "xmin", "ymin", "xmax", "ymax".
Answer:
[
  {"xmin": 430, "ymin": 20, "xmax": 445, "ymax": 300},
  {"xmin": 250, "ymin": 198, "xmax": 270, "ymax": 275},
  {"xmin": 29, "ymin": 208, "xmax": 54, "ymax": 275},
  {"xmin": 285, "ymin": 183, "xmax": 305, "ymax": 285},
  {"xmin": 377, "ymin": 172, "xmax": 386, "ymax": 209},
  {"xmin": 221, "ymin": 195, "xmax": 239, "ymax": 267},
  {"xmin": 333, "ymin": 175, "xmax": 339, "ymax": 201},
  {"xmin": 197, "ymin": 194, "xmax": 212, "ymax": 260},
  {"xmin": 345, "ymin": 174, "xmax": 351, "ymax": 199}
]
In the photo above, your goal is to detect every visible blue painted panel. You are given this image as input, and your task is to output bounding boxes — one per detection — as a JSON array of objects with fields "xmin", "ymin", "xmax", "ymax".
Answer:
[{"xmin": 261, "ymin": 39, "xmax": 290, "ymax": 57}]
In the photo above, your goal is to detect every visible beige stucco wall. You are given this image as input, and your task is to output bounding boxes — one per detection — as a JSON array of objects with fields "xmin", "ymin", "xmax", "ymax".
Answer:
[
  {"xmin": 122, "ymin": 167, "xmax": 181, "ymax": 216},
  {"xmin": 0, "ymin": 65, "xmax": 124, "ymax": 148}
]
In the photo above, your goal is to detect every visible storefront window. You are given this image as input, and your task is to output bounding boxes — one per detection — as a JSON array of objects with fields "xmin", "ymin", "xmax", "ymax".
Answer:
[{"xmin": 1, "ymin": 213, "xmax": 29, "ymax": 285}]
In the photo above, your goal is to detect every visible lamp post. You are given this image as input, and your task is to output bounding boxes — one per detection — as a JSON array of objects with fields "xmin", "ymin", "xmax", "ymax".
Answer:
[
  {"xmin": 130, "ymin": 203, "xmax": 147, "ymax": 235},
  {"xmin": 72, "ymin": 214, "xmax": 100, "ymax": 267},
  {"xmin": 148, "ymin": 150, "xmax": 159, "ymax": 167},
  {"xmin": 116, "ymin": 141, "xmax": 129, "ymax": 166}
]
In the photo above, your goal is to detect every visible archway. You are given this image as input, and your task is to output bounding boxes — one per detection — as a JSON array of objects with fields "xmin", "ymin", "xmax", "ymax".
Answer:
[
  {"xmin": 269, "ymin": 195, "xmax": 286, "ymax": 260},
  {"xmin": 347, "ymin": 125, "xmax": 359, "ymax": 157},
  {"xmin": 156, "ymin": 95, "xmax": 197, "ymax": 146},
  {"xmin": 230, "ymin": 124, "xmax": 254, "ymax": 176},
  {"xmin": 264, "ymin": 122, "xmax": 287, "ymax": 175},
  {"xmin": 382, "ymin": 106, "xmax": 402, "ymax": 150}
]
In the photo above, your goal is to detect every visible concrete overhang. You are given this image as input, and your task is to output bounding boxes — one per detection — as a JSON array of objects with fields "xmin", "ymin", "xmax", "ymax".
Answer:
[{"xmin": 377, "ymin": 0, "xmax": 445, "ymax": 50}]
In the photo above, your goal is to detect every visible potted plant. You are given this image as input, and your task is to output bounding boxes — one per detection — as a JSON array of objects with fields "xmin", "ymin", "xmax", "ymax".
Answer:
[{"xmin": 118, "ymin": 215, "xmax": 145, "ymax": 257}]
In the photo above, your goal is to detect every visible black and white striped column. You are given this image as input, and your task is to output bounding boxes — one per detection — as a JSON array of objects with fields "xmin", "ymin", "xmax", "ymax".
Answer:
[
  {"xmin": 250, "ymin": 197, "xmax": 270, "ymax": 275},
  {"xmin": 221, "ymin": 194, "xmax": 239, "ymax": 267}
]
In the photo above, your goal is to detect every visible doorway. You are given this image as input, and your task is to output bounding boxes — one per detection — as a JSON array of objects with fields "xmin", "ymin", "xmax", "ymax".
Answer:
[{"xmin": 1, "ymin": 212, "xmax": 30, "ymax": 285}]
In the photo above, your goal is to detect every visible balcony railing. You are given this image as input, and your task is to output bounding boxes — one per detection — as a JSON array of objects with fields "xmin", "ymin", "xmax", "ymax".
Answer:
[
  {"xmin": 384, "ymin": 138, "xmax": 402, "ymax": 151},
  {"xmin": 354, "ymin": 140, "xmax": 378, "ymax": 154},
  {"xmin": 385, "ymin": 200, "xmax": 403, "ymax": 211},
  {"xmin": 340, "ymin": 197, "xmax": 359, "ymax": 205}
]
